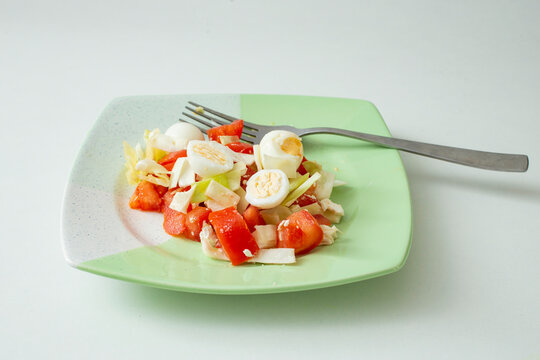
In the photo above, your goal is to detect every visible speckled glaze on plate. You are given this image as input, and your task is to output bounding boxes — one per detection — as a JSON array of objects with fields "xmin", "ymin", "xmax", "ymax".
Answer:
[{"xmin": 61, "ymin": 94, "xmax": 412, "ymax": 294}]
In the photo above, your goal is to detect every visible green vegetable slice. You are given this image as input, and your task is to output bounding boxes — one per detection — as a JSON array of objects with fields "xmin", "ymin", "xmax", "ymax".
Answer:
[
  {"xmin": 225, "ymin": 169, "xmax": 242, "ymax": 191},
  {"xmin": 281, "ymin": 172, "xmax": 321, "ymax": 207},
  {"xmin": 288, "ymin": 173, "xmax": 309, "ymax": 192},
  {"xmin": 224, "ymin": 162, "xmax": 245, "ymax": 191},
  {"xmin": 191, "ymin": 173, "xmax": 229, "ymax": 203},
  {"xmin": 302, "ymin": 160, "xmax": 322, "ymax": 175}
]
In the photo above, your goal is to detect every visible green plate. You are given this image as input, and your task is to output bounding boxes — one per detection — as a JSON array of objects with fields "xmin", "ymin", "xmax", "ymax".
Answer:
[{"xmin": 61, "ymin": 94, "xmax": 412, "ymax": 294}]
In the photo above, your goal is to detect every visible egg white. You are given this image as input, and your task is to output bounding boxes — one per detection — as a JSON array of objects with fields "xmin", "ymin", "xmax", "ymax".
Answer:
[
  {"xmin": 259, "ymin": 130, "xmax": 303, "ymax": 177},
  {"xmin": 245, "ymin": 169, "xmax": 290, "ymax": 209},
  {"xmin": 165, "ymin": 122, "xmax": 205, "ymax": 142},
  {"xmin": 187, "ymin": 140, "xmax": 234, "ymax": 177}
]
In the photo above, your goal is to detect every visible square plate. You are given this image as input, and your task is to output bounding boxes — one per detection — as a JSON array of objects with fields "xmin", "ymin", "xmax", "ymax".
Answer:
[{"xmin": 62, "ymin": 94, "xmax": 412, "ymax": 294}]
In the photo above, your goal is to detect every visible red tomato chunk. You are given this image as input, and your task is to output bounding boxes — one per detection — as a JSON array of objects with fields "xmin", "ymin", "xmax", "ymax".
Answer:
[
  {"xmin": 184, "ymin": 206, "xmax": 212, "ymax": 241},
  {"xmin": 241, "ymin": 165, "xmax": 257, "ymax": 190},
  {"xmin": 207, "ymin": 120, "xmax": 244, "ymax": 142},
  {"xmin": 277, "ymin": 210, "xmax": 323, "ymax": 255},
  {"xmin": 161, "ymin": 187, "xmax": 190, "ymax": 211},
  {"xmin": 243, "ymin": 205, "xmax": 266, "ymax": 232},
  {"xmin": 291, "ymin": 184, "xmax": 317, "ymax": 207},
  {"xmin": 158, "ymin": 149, "xmax": 187, "ymax": 171},
  {"xmin": 208, "ymin": 207, "xmax": 259, "ymax": 265},
  {"xmin": 129, "ymin": 181, "xmax": 163, "ymax": 211},
  {"xmin": 225, "ymin": 141, "xmax": 254, "ymax": 154},
  {"xmin": 297, "ymin": 156, "xmax": 309, "ymax": 175},
  {"xmin": 163, "ymin": 206, "xmax": 187, "ymax": 236},
  {"xmin": 161, "ymin": 186, "xmax": 195, "ymax": 238}
]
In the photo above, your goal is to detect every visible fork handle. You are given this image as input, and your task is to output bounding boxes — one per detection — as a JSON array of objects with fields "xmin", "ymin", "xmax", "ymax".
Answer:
[{"xmin": 298, "ymin": 127, "xmax": 529, "ymax": 172}]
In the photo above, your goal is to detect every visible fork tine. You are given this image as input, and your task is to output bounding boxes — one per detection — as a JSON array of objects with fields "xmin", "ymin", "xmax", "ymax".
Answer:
[
  {"xmin": 239, "ymin": 134, "xmax": 255, "ymax": 144},
  {"xmin": 185, "ymin": 106, "xmax": 228, "ymax": 126},
  {"xmin": 182, "ymin": 112, "xmax": 215, "ymax": 129},
  {"xmin": 182, "ymin": 113, "xmax": 257, "ymax": 143},
  {"xmin": 237, "ymin": 128, "xmax": 259, "ymax": 137},
  {"xmin": 188, "ymin": 101, "xmax": 260, "ymax": 130},
  {"xmin": 178, "ymin": 118, "xmax": 209, "ymax": 132},
  {"xmin": 188, "ymin": 101, "xmax": 236, "ymax": 121},
  {"xmin": 185, "ymin": 105, "xmax": 259, "ymax": 137}
]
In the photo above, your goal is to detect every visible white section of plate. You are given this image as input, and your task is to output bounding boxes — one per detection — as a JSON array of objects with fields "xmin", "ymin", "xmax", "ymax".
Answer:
[
  {"xmin": 62, "ymin": 94, "xmax": 242, "ymax": 265},
  {"xmin": 61, "ymin": 183, "xmax": 166, "ymax": 265}
]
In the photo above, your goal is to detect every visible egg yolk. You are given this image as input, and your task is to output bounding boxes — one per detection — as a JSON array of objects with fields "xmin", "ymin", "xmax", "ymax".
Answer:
[
  {"xmin": 280, "ymin": 137, "xmax": 302, "ymax": 156},
  {"xmin": 193, "ymin": 143, "xmax": 227, "ymax": 164},
  {"xmin": 248, "ymin": 172, "xmax": 282, "ymax": 198}
]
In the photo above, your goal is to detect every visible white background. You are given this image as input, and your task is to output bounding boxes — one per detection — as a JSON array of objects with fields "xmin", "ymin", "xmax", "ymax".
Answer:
[{"xmin": 1, "ymin": 1, "xmax": 539, "ymax": 359}]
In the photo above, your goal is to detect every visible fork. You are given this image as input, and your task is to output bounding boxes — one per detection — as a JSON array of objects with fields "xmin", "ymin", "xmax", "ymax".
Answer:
[{"xmin": 181, "ymin": 101, "xmax": 529, "ymax": 172}]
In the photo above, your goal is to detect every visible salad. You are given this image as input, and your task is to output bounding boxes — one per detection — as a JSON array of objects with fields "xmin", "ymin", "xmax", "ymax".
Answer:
[{"xmin": 123, "ymin": 118, "xmax": 345, "ymax": 265}]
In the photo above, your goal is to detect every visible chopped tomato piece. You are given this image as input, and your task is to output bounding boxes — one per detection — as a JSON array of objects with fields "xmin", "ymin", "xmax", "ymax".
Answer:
[
  {"xmin": 129, "ymin": 193, "xmax": 140, "ymax": 209},
  {"xmin": 161, "ymin": 186, "xmax": 191, "ymax": 212},
  {"xmin": 243, "ymin": 205, "xmax": 266, "ymax": 232},
  {"xmin": 293, "ymin": 193, "xmax": 318, "ymax": 207},
  {"xmin": 313, "ymin": 214, "xmax": 332, "ymax": 226},
  {"xmin": 155, "ymin": 185, "xmax": 168, "ymax": 197},
  {"xmin": 129, "ymin": 181, "xmax": 162, "ymax": 211},
  {"xmin": 225, "ymin": 142, "xmax": 254, "ymax": 154},
  {"xmin": 158, "ymin": 149, "xmax": 187, "ymax": 171},
  {"xmin": 241, "ymin": 165, "xmax": 257, "ymax": 190},
  {"xmin": 208, "ymin": 207, "xmax": 259, "ymax": 265},
  {"xmin": 292, "ymin": 185, "xmax": 317, "ymax": 207},
  {"xmin": 184, "ymin": 206, "xmax": 212, "ymax": 241},
  {"xmin": 277, "ymin": 210, "xmax": 323, "ymax": 255},
  {"xmin": 207, "ymin": 120, "xmax": 244, "ymax": 142},
  {"xmin": 163, "ymin": 206, "xmax": 187, "ymax": 236},
  {"xmin": 161, "ymin": 186, "xmax": 194, "ymax": 237},
  {"xmin": 297, "ymin": 157, "xmax": 309, "ymax": 175}
]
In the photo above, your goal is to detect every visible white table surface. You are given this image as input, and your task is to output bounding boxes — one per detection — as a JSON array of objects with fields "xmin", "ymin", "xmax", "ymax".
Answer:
[{"xmin": 1, "ymin": 1, "xmax": 539, "ymax": 359}]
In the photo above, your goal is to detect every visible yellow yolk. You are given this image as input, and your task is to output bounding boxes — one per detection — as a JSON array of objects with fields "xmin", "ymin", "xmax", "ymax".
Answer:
[
  {"xmin": 280, "ymin": 137, "xmax": 302, "ymax": 156},
  {"xmin": 193, "ymin": 143, "xmax": 227, "ymax": 165},
  {"xmin": 248, "ymin": 172, "xmax": 283, "ymax": 198},
  {"xmin": 245, "ymin": 169, "xmax": 290, "ymax": 209},
  {"xmin": 259, "ymin": 130, "xmax": 304, "ymax": 178},
  {"xmin": 187, "ymin": 140, "xmax": 234, "ymax": 177}
]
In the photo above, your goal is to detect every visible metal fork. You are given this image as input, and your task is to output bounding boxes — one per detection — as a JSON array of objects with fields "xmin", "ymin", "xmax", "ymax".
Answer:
[{"xmin": 181, "ymin": 101, "xmax": 529, "ymax": 172}]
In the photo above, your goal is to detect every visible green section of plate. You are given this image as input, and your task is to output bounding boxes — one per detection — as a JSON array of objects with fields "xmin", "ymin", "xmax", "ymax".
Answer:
[{"xmin": 76, "ymin": 94, "xmax": 412, "ymax": 294}]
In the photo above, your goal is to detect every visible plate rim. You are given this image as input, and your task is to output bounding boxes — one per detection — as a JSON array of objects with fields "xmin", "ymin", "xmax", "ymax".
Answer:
[{"xmin": 61, "ymin": 93, "xmax": 413, "ymax": 294}]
